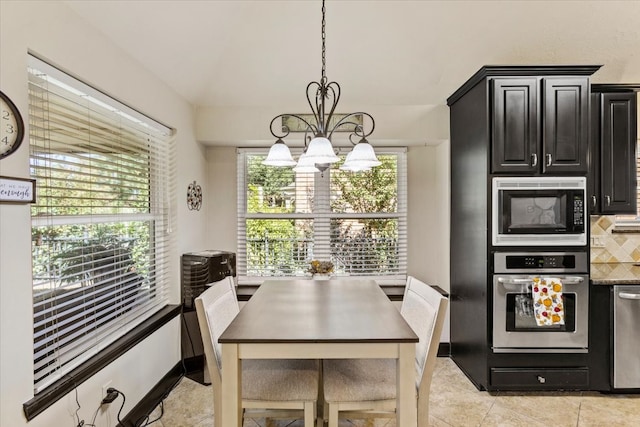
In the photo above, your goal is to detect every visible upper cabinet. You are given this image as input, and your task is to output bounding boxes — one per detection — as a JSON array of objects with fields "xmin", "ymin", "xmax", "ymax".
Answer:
[
  {"xmin": 491, "ymin": 76, "xmax": 590, "ymax": 174},
  {"xmin": 447, "ymin": 66, "xmax": 601, "ymax": 177},
  {"xmin": 589, "ymin": 86, "xmax": 638, "ymax": 214}
]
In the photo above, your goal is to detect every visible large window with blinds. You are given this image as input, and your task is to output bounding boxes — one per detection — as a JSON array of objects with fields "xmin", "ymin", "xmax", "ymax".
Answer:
[
  {"xmin": 28, "ymin": 56, "xmax": 175, "ymax": 392},
  {"xmin": 237, "ymin": 148, "xmax": 407, "ymax": 284}
]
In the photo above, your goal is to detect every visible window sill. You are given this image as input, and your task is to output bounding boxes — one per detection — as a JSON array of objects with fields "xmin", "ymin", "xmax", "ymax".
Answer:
[
  {"xmin": 236, "ymin": 284, "xmax": 408, "ymax": 301},
  {"xmin": 23, "ymin": 304, "xmax": 181, "ymax": 421}
]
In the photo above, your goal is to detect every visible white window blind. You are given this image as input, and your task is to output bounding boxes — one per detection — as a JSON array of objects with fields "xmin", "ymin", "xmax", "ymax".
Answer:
[
  {"xmin": 28, "ymin": 55, "xmax": 176, "ymax": 392},
  {"xmin": 237, "ymin": 148, "xmax": 407, "ymax": 285}
]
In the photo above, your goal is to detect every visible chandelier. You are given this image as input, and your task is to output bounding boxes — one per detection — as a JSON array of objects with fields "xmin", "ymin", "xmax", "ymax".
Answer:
[{"xmin": 263, "ymin": 0, "xmax": 380, "ymax": 173}]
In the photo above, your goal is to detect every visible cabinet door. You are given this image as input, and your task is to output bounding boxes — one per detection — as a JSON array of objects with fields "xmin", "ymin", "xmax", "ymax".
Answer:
[
  {"xmin": 492, "ymin": 78, "xmax": 538, "ymax": 173},
  {"xmin": 600, "ymin": 92, "xmax": 637, "ymax": 214},
  {"xmin": 542, "ymin": 77, "xmax": 589, "ymax": 173},
  {"xmin": 588, "ymin": 93, "xmax": 601, "ymax": 213}
]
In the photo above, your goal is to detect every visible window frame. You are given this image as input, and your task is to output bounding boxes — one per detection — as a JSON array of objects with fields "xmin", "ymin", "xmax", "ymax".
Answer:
[
  {"xmin": 27, "ymin": 55, "xmax": 176, "ymax": 395},
  {"xmin": 237, "ymin": 147, "xmax": 407, "ymax": 285}
]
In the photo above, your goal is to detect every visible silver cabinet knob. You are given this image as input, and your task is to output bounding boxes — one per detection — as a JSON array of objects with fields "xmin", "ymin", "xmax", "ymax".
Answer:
[
  {"xmin": 545, "ymin": 153, "xmax": 552, "ymax": 167},
  {"xmin": 531, "ymin": 153, "xmax": 538, "ymax": 167},
  {"xmin": 605, "ymin": 195, "xmax": 611, "ymax": 206},
  {"xmin": 537, "ymin": 375, "xmax": 546, "ymax": 384}
]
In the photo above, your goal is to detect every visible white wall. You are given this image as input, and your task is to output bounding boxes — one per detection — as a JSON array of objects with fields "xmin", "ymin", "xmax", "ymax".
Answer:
[{"xmin": 0, "ymin": 2, "xmax": 207, "ymax": 426}]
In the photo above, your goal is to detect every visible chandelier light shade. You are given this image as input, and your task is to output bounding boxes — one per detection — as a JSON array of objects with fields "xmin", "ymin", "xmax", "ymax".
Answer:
[
  {"xmin": 263, "ymin": 138, "xmax": 296, "ymax": 166},
  {"xmin": 340, "ymin": 138, "xmax": 381, "ymax": 170},
  {"xmin": 292, "ymin": 151, "xmax": 320, "ymax": 173},
  {"xmin": 263, "ymin": 0, "xmax": 379, "ymax": 173},
  {"xmin": 305, "ymin": 136, "xmax": 340, "ymax": 164}
]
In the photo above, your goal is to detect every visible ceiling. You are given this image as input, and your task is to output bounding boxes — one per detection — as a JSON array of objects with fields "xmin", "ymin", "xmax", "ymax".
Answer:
[{"xmin": 64, "ymin": 1, "xmax": 640, "ymax": 118}]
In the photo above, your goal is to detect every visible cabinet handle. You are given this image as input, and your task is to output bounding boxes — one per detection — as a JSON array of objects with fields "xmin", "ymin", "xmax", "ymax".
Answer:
[
  {"xmin": 531, "ymin": 153, "xmax": 538, "ymax": 167},
  {"xmin": 619, "ymin": 292, "xmax": 640, "ymax": 300},
  {"xmin": 591, "ymin": 195, "xmax": 597, "ymax": 209},
  {"xmin": 545, "ymin": 153, "xmax": 552, "ymax": 167},
  {"xmin": 605, "ymin": 195, "xmax": 611, "ymax": 206},
  {"xmin": 537, "ymin": 375, "xmax": 546, "ymax": 384}
]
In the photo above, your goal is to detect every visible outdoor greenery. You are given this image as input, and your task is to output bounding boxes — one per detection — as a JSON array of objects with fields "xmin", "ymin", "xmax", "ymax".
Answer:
[{"xmin": 245, "ymin": 153, "xmax": 399, "ymax": 276}]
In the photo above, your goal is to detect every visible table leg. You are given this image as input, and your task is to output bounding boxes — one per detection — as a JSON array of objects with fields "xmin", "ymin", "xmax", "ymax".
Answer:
[
  {"xmin": 397, "ymin": 342, "xmax": 417, "ymax": 427},
  {"xmin": 221, "ymin": 343, "xmax": 242, "ymax": 427}
]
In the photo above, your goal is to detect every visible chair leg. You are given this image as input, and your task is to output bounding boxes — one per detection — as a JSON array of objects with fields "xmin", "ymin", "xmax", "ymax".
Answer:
[
  {"xmin": 328, "ymin": 402, "xmax": 339, "ymax": 427},
  {"xmin": 304, "ymin": 401, "xmax": 315, "ymax": 427}
]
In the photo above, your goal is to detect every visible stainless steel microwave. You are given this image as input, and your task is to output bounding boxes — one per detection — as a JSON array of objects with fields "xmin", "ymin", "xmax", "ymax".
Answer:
[{"xmin": 492, "ymin": 177, "xmax": 587, "ymax": 246}]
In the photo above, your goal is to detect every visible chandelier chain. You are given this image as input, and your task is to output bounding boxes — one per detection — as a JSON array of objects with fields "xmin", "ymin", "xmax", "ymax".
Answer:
[{"xmin": 321, "ymin": 0, "xmax": 326, "ymax": 82}]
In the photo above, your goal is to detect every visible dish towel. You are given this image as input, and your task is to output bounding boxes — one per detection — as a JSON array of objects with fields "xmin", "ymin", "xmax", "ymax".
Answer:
[{"xmin": 531, "ymin": 277, "xmax": 564, "ymax": 326}]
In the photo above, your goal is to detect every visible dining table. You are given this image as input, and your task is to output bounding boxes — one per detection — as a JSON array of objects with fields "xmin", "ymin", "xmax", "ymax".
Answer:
[{"xmin": 218, "ymin": 278, "xmax": 419, "ymax": 427}]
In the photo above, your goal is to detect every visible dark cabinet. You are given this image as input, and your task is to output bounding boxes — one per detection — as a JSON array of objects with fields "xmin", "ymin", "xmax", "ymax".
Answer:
[
  {"xmin": 447, "ymin": 65, "xmax": 600, "ymax": 391},
  {"xmin": 589, "ymin": 88, "xmax": 638, "ymax": 214},
  {"xmin": 492, "ymin": 76, "xmax": 589, "ymax": 174}
]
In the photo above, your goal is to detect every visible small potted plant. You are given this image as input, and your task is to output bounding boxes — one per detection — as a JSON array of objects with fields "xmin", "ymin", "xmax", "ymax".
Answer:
[{"xmin": 308, "ymin": 259, "xmax": 334, "ymax": 280}]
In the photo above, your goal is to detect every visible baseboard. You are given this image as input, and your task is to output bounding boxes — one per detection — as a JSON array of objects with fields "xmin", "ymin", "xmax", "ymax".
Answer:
[
  {"xmin": 437, "ymin": 342, "xmax": 450, "ymax": 357},
  {"xmin": 121, "ymin": 362, "xmax": 184, "ymax": 427}
]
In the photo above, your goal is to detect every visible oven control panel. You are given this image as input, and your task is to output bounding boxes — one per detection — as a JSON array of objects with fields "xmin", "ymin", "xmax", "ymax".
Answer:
[
  {"xmin": 494, "ymin": 251, "xmax": 588, "ymax": 274},
  {"xmin": 507, "ymin": 255, "xmax": 576, "ymax": 270}
]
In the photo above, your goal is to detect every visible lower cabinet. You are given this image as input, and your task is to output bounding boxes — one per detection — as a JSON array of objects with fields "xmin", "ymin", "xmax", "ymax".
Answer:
[{"xmin": 491, "ymin": 367, "xmax": 589, "ymax": 390}]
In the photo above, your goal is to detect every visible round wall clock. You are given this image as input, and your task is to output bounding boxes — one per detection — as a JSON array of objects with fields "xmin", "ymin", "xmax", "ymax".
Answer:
[{"xmin": 0, "ymin": 90, "xmax": 25, "ymax": 159}]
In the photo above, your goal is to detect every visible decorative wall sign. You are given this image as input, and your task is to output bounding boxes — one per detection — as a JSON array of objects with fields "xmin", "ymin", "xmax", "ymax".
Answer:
[
  {"xmin": 187, "ymin": 180, "xmax": 202, "ymax": 211},
  {"xmin": 0, "ymin": 176, "xmax": 36, "ymax": 203}
]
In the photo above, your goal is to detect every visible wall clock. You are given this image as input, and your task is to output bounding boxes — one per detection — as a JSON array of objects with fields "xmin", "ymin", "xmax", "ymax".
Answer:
[{"xmin": 0, "ymin": 90, "xmax": 25, "ymax": 159}]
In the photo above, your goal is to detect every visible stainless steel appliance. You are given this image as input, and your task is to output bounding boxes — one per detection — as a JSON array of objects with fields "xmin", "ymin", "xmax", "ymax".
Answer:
[
  {"xmin": 492, "ymin": 251, "xmax": 589, "ymax": 353},
  {"xmin": 492, "ymin": 176, "xmax": 587, "ymax": 246},
  {"xmin": 613, "ymin": 285, "xmax": 640, "ymax": 389}
]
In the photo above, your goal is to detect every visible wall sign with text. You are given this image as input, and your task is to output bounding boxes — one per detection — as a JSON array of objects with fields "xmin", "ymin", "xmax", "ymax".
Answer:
[{"xmin": 0, "ymin": 176, "xmax": 36, "ymax": 203}]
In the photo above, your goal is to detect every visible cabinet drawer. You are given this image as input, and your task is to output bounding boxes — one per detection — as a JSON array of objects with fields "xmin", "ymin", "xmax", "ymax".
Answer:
[{"xmin": 491, "ymin": 367, "xmax": 589, "ymax": 390}]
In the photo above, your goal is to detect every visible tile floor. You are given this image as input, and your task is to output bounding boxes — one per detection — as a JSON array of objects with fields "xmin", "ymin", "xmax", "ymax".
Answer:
[{"xmin": 148, "ymin": 357, "xmax": 640, "ymax": 427}]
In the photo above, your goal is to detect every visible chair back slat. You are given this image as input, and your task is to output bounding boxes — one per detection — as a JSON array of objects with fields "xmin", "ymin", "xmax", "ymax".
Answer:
[
  {"xmin": 401, "ymin": 276, "xmax": 448, "ymax": 387},
  {"xmin": 195, "ymin": 276, "xmax": 239, "ymax": 376}
]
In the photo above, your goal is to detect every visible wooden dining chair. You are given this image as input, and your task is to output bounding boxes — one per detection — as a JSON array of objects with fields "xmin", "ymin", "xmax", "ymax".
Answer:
[
  {"xmin": 195, "ymin": 277, "xmax": 319, "ymax": 427},
  {"xmin": 321, "ymin": 276, "xmax": 448, "ymax": 427}
]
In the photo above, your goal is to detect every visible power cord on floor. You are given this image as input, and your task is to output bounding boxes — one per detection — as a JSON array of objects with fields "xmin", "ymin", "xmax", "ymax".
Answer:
[{"xmin": 135, "ymin": 372, "xmax": 185, "ymax": 427}]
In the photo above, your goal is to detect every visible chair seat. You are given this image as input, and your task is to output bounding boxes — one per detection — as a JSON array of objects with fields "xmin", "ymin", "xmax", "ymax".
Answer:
[
  {"xmin": 243, "ymin": 359, "xmax": 319, "ymax": 401},
  {"xmin": 323, "ymin": 359, "xmax": 403, "ymax": 402}
]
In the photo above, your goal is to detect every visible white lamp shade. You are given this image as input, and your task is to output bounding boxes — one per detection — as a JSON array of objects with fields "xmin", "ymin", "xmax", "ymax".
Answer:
[
  {"xmin": 341, "ymin": 140, "xmax": 381, "ymax": 169},
  {"xmin": 293, "ymin": 151, "xmax": 320, "ymax": 173},
  {"xmin": 263, "ymin": 139, "xmax": 296, "ymax": 166},
  {"xmin": 339, "ymin": 149, "xmax": 371, "ymax": 172},
  {"xmin": 304, "ymin": 136, "xmax": 340, "ymax": 164}
]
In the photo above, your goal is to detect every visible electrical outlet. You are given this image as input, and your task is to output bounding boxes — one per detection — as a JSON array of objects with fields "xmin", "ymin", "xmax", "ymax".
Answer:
[
  {"xmin": 102, "ymin": 380, "xmax": 112, "ymax": 399},
  {"xmin": 591, "ymin": 236, "xmax": 606, "ymax": 248}
]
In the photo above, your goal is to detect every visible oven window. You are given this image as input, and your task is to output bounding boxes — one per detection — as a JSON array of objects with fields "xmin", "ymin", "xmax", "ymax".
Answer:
[
  {"xmin": 505, "ymin": 293, "xmax": 576, "ymax": 332},
  {"xmin": 509, "ymin": 196, "xmax": 566, "ymax": 229}
]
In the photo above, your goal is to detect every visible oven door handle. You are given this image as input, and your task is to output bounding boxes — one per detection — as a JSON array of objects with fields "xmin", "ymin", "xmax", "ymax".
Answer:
[{"xmin": 497, "ymin": 276, "xmax": 585, "ymax": 286}]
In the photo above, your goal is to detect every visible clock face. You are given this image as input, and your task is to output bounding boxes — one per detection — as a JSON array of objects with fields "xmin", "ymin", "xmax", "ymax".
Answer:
[{"xmin": 0, "ymin": 91, "xmax": 25, "ymax": 159}]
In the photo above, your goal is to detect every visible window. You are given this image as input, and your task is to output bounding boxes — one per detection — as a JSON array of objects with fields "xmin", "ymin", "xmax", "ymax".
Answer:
[
  {"xmin": 28, "ymin": 56, "xmax": 175, "ymax": 392},
  {"xmin": 237, "ymin": 148, "xmax": 407, "ymax": 284}
]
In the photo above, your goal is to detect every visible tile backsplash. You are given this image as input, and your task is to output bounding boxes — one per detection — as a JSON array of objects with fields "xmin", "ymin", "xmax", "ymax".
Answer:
[{"xmin": 590, "ymin": 215, "xmax": 640, "ymax": 263}]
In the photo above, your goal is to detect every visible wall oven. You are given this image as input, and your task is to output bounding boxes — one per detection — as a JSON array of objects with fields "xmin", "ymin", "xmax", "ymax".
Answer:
[
  {"xmin": 492, "ymin": 251, "xmax": 589, "ymax": 353},
  {"xmin": 492, "ymin": 176, "xmax": 587, "ymax": 246}
]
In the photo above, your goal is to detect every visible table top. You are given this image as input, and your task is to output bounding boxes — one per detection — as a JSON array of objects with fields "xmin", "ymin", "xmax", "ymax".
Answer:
[{"xmin": 219, "ymin": 279, "xmax": 418, "ymax": 344}]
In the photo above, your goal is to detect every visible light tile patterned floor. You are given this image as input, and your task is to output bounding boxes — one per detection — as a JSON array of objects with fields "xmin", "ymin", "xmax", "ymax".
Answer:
[{"xmin": 148, "ymin": 357, "xmax": 640, "ymax": 426}]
